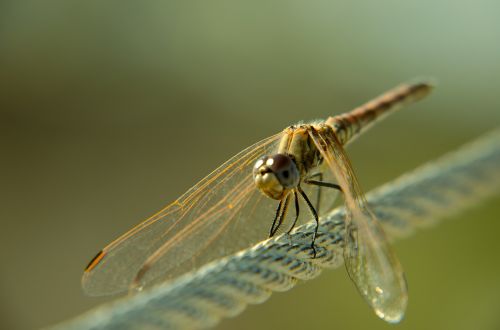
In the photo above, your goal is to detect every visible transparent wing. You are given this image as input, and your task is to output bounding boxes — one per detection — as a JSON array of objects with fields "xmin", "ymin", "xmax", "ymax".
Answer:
[
  {"xmin": 308, "ymin": 126, "xmax": 407, "ymax": 323},
  {"xmin": 82, "ymin": 133, "xmax": 283, "ymax": 296}
]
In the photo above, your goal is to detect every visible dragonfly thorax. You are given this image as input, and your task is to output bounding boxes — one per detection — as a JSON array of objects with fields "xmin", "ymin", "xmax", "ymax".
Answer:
[{"xmin": 253, "ymin": 153, "xmax": 300, "ymax": 200}]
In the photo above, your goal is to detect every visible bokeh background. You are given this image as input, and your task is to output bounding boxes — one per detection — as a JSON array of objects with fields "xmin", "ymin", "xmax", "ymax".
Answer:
[{"xmin": 1, "ymin": 1, "xmax": 499, "ymax": 329}]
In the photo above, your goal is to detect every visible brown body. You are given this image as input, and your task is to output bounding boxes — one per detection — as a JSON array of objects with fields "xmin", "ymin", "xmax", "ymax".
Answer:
[
  {"xmin": 275, "ymin": 81, "xmax": 433, "ymax": 186},
  {"xmin": 83, "ymin": 80, "xmax": 432, "ymax": 322},
  {"xmin": 326, "ymin": 82, "xmax": 432, "ymax": 145},
  {"xmin": 277, "ymin": 124, "xmax": 324, "ymax": 176}
]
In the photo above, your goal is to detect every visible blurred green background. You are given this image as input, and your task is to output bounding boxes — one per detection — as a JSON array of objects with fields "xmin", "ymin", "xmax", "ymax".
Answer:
[{"xmin": 1, "ymin": 1, "xmax": 499, "ymax": 329}]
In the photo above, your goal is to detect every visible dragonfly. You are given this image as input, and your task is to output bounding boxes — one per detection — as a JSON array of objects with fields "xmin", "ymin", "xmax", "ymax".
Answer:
[{"xmin": 82, "ymin": 81, "xmax": 432, "ymax": 323}]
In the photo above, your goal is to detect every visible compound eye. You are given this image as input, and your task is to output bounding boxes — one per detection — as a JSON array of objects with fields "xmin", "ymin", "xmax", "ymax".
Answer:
[{"xmin": 269, "ymin": 154, "xmax": 299, "ymax": 188}]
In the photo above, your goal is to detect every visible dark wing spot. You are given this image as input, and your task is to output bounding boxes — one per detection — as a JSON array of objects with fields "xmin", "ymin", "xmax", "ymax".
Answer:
[{"xmin": 85, "ymin": 250, "xmax": 106, "ymax": 272}]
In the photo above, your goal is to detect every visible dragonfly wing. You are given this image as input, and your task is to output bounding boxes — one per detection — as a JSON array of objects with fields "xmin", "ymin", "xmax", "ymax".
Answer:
[
  {"xmin": 82, "ymin": 133, "xmax": 282, "ymax": 296},
  {"xmin": 308, "ymin": 126, "xmax": 407, "ymax": 323}
]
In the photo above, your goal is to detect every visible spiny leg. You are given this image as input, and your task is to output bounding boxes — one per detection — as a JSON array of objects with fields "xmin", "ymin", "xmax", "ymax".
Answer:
[
  {"xmin": 286, "ymin": 190, "xmax": 300, "ymax": 234},
  {"xmin": 297, "ymin": 186, "xmax": 319, "ymax": 258},
  {"xmin": 269, "ymin": 199, "xmax": 284, "ymax": 237},
  {"xmin": 304, "ymin": 179, "xmax": 341, "ymax": 192},
  {"xmin": 304, "ymin": 174, "xmax": 343, "ymax": 215},
  {"xmin": 306, "ymin": 172, "xmax": 323, "ymax": 212},
  {"xmin": 304, "ymin": 177, "xmax": 342, "ymax": 220},
  {"xmin": 270, "ymin": 193, "xmax": 291, "ymax": 237},
  {"xmin": 305, "ymin": 176, "xmax": 342, "ymax": 219}
]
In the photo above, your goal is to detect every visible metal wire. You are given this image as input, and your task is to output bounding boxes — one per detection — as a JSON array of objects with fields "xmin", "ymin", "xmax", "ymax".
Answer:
[{"xmin": 52, "ymin": 130, "xmax": 500, "ymax": 330}]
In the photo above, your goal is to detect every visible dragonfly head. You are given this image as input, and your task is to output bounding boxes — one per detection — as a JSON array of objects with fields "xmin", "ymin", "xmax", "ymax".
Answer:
[{"xmin": 253, "ymin": 153, "xmax": 300, "ymax": 200}]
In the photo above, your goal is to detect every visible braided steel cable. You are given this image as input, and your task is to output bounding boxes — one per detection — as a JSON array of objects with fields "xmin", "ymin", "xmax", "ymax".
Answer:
[{"xmin": 53, "ymin": 129, "xmax": 500, "ymax": 330}]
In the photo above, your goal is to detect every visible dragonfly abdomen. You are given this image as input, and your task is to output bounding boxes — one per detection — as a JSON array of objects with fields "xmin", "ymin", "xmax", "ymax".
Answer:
[{"xmin": 326, "ymin": 81, "xmax": 433, "ymax": 145}]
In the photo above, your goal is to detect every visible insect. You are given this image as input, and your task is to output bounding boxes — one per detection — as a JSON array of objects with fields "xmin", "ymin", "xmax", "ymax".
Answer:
[{"xmin": 82, "ymin": 81, "xmax": 432, "ymax": 323}]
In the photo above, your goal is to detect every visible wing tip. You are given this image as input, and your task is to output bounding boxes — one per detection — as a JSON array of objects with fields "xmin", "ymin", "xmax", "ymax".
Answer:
[{"xmin": 84, "ymin": 250, "xmax": 106, "ymax": 272}]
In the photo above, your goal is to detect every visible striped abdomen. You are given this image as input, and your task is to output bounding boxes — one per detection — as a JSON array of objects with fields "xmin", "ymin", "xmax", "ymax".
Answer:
[{"xmin": 325, "ymin": 81, "xmax": 433, "ymax": 145}]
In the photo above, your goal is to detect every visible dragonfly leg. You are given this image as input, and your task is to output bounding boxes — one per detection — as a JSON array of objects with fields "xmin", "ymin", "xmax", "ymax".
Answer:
[
  {"xmin": 304, "ymin": 176, "xmax": 342, "ymax": 214},
  {"xmin": 297, "ymin": 186, "xmax": 319, "ymax": 258},
  {"xmin": 269, "ymin": 199, "xmax": 284, "ymax": 237},
  {"xmin": 270, "ymin": 193, "xmax": 291, "ymax": 237},
  {"xmin": 303, "ymin": 178, "xmax": 342, "ymax": 192},
  {"xmin": 305, "ymin": 172, "xmax": 323, "ymax": 212},
  {"xmin": 286, "ymin": 190, "xmax": 300, "ymax": 234}
]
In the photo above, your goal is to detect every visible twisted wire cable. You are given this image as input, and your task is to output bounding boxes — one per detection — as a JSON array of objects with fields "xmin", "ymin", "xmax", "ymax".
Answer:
[{"xmin": 53, "ymin": 129, "xmax": 500, "ymax": 330}]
